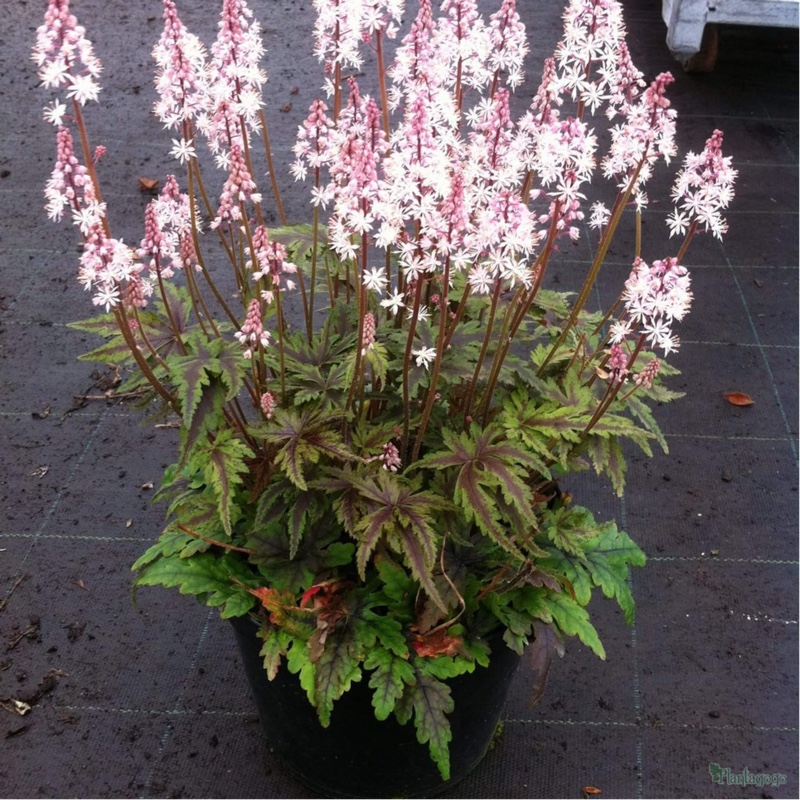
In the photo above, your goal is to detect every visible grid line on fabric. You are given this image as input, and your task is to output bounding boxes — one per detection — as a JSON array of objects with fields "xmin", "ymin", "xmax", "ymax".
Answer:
[
  {"xmin": 46, "ymin": 705, "xmax": 798, "ymax": 734},
  {"xmin": 1, "ymin": 408, "xmax": 110, "ymax": 599},
  {"xmin": 2, "ymin": 532, "xmax": 795, "ymax": 568},
  {"xmin": 722, "ymin": 244, "xmax": 798, "ymax": 460},
  {"xmin": 758, "ymin": 95, "xmax": 798, "ymax": 164},
  {"xmin": 649, "ymin": 556, "xmax": 799, "ymax": 565},
  {"xmin": 621, "ymin": 494, "xmax": 645, "ymax": 799},
  {"xmin": 55, "ymin": 705, "xmax": 254, "ymax": 718},
  {"xmin": 140, "ymin": 608, "xmax": 215, "ymax": 799},
  {"xmin": 503, "ymin": 719, "xmax": 798, "ymax": 732}
]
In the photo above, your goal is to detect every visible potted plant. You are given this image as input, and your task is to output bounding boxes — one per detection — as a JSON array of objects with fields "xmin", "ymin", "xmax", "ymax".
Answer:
[{"xmin": 34, "ymin": 0, "xmax": 736, "ymax": 796}]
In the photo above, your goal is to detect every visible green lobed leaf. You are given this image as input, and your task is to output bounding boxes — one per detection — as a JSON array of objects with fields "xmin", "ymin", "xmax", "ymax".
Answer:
[
  {"xmin": 375, "ymin": 556, "xmax": 416, "ymax": 607},
  {"xmin": 212, "ymin": 337, "xmax": 246, "ymax": 401},
  {"xmin": 289, "ymin": 492, "xmax": 316, "ymax": 561},
  {"xmin": 359, "ymin": 609, "xmax": 408, "ymax": 657},
  {"xmin": 286, "ymin": 639, "xmax": 316, "ymax": 707},
  {"xmin": 418, "ymin": 426, "xmax": 535, "ymax": 559},
  {"xmin": 258, "ymin": 408, "xmax": 353, "ymax": 491},
  {"xmin": 580, "ymin": 523, "xmax": 646, "ymax": 624},
  {"xmin": 131, "ymin": 530, "xmax": 194, "ymax": 571},
  {"xmin": 179, "ymin": 376, "xmax": 225, "ymax": 464},
  {"xmin": 198, "ymin": 429, "xmax": 252, "ymax": 537},
  {"xmin": 394, "ymin": 525, "xmax": 447, "ymax": 612},
  {"xmin": 246, "ymin": 521, "xmax": 355, "ymax": 594},
  {"xmin": 539, "ymin": 548, "xmax": 593, "ymax": 606},
  {"xmin": 168, "ymin": 339, "xmax": 217, "ymax": 429},
  {"xmin": 625, "ymin": 394, "xmax": 668, "ymax": 453},
  {"xmin": 67, "ymin": 314, "xmax": 121, "ymax": 337},
  {"xmin": 541, "ymin": 592, "xmax": 605, "ymax": 659},
  {"xmin": 400, "ymin": 663, "xmax": 455, "ymax": 780},
  {"xmin": 583, "ymin": 435, "xmax": 628, "ymax": 496},
  {"xmin": 349, "ymin": 472, "xmax": 444, "ymax": 590},
  {"xmin": 258, "ymin": 625, "xmax": 289, "ymax": 681},
  {"xmin": 421, "ymin": 654, "xmax": 475, "ymax": 681},
  {"xmin": 313, "ymin": 625, "xmax": 363, "ymax": 727},
  {"xmin": 133, "ymin": 551, "xmax": 257, "ymax": 618},
  {"xmin": 76, "ymin": 337, "xmax": 135, "ymax": 366},
  {"xmin": 365, "ymin": 648, "xmax": 415, "ymax": 721}
]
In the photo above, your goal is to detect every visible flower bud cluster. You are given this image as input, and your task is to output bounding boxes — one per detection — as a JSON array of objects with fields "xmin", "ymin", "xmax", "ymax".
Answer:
[
  {"xmin": 235, "ymin": 298, "xmax": 270, "ymax": 358},
  {"xmin": 213, "ymin": 143, "xmax": 262, "ymax": 227},
  {"xmin": 382, "ymin": 442, "xmax": 402, "ymax": 472},
  {"xmin": 260, "ymin": 390, "xmax": 276, "ymax": 419},
  {"xmin": 248, "ymin": 228, "xmax": 298, "ymax": 295},
  {"xmin": 361, "ymin": 312, "xmax": 376, "ymax": 356},
  {"xmin": 634, "ymin": 358, "xmax": 661, "ymax": 389},
  {"xmin": 45, "ymin": 127, "xmax": 89, "ymax": 223}
]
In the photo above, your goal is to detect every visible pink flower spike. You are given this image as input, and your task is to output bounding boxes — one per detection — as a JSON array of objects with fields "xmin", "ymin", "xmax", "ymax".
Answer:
[
  {"xmin": 235, "ymin": 298, "xmax": 270, "ymax": 353},
  {"xmin": 138, "ymin": 202, "xmax": 167, "ymax": 273},
  {"xmin": 213, "ymin": 143, "xmax": 261, "ymax": 227},
  {"xmin": 669, "ymin": 129, "xmax": 737, "ymax": 240},
  {"xmin": 622, "ymin": 257, "xmax": 692, "ymax": 355},
  {"xmin": 206, "ymin": 0, "xmax": 267, "ymax": 143},
  {"xmin": 45, "ymin": 126, "xmax": 89, "ymax": 222},
  {"xmin": 152, "ymin": 0, "xmax": 210, "ymax": 130},
  {"xmin": 33, "ymin": 0, "xmax": 103, "ymax": 103},
  {"xmin": 488, "ymin": 0, "xmax": 528, "ymax": 89}
]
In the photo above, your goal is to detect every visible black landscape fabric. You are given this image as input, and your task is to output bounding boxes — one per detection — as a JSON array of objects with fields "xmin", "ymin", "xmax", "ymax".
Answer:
[{"xmin": 1, "ymin": 1, "xmax": 797, "ymax": 798}]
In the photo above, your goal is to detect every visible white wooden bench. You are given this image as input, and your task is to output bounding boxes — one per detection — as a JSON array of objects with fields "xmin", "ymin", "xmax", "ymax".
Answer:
[{"xmin": 662, "ymin": 0, "xmax": 799, "ymax": 69}]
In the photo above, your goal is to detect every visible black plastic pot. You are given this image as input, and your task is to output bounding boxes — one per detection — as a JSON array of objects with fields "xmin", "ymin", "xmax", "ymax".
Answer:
[{"xmin": 230, "ymin": 615, "xmax": 522, "ymax": 798}]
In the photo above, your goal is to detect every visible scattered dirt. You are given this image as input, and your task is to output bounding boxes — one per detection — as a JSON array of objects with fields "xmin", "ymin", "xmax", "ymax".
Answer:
[{"xmin": 6, "ymin": 616, "xmax": 40, "ymax": 651}]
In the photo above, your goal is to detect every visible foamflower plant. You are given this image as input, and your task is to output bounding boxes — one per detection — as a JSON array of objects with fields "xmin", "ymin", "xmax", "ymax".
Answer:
[{"xmin": 35, "ymin": 0, "xmax": 735, "ymax": 779}]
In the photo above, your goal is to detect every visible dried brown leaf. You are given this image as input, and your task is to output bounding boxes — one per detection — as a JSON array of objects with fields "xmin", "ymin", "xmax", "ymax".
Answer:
[
  {"xmin": 16, "ymin": 670, "xmax": 60, "ymax": 704},
  {"xmin": 31, "ymin": 404, "xmax": 51, "ymax": 420},
  {"xmin": 8, "ymin": 700, "xmax": 31, "ymax": 716},
  {"xmin": 527, "ymin": 621, "xmax": 564, "ymax": 708},
  {"xmin": 724, "ymin": 392, "xmax": 754, "ymax": 406}
]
